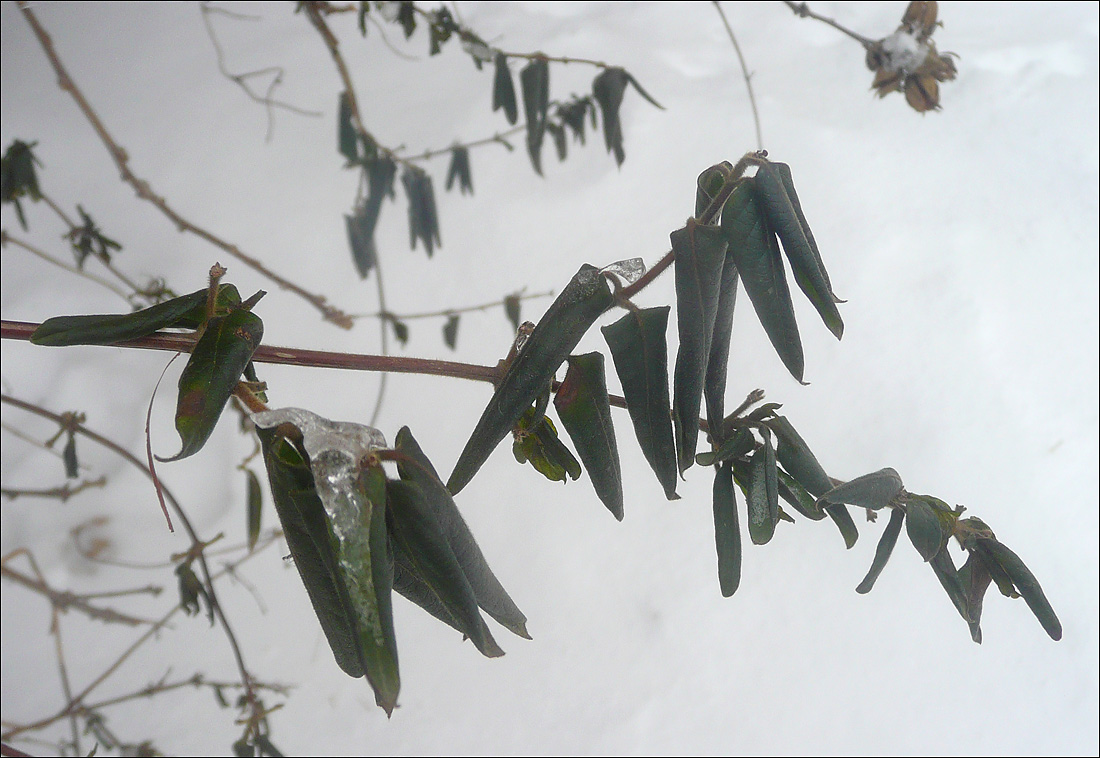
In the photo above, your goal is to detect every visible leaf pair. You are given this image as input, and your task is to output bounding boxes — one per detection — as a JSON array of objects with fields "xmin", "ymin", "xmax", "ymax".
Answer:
[
  {"xmin": 520, "ymin": 59, "xmax": 550, "ymax": 175},
  {"xmin": 401, "ymin": 167, "xmax": 441, "ymax": 257},
  {"xmin": 448, "ymin": 264, "xmax": 613, "ymax": 495},
  {"xmin": 445, "ymin": 146, "xmax": 473, "ymax": 195}
]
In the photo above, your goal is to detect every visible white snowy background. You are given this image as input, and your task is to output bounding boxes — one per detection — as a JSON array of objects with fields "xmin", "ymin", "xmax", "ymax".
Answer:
[{"xmin": 2, "ymin": 2, "xmax": 1097, "ymax": 754}]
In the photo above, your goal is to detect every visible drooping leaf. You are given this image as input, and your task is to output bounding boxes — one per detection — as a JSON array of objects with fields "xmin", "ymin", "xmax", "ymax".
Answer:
[
  {"xmin": 520, "ymin": 58, "xmax": 550, "ymax": 175},
  {"xmin": 394, "ymin": 427, "xmax": 530, "ymax": 638},
  {"xmin": 625, "ymin": 71, "xmax": 663, "ymax": 110},
  {"xmin": 824, "ymin": 502, "xmax": 859, "ymax": 549},
  {"xmin": 592, "ymin": 67, "xmax": 628, "ymax": 166},
  {"xmin": 427, "ymin": 7, "xmax": 455, "ymax": 55},
  {"xmin": 175, "ymin": 561, "xmax": 205, "ymax": 617},
  {"xmin": 159, "ymin": 301, "xmax": 264, "ymax": 462},
  {"xmin": 245, "ymin": 468, "xmax": 262, "ymax": 552},
  {"xmin": 442, "ymin": 314, "xmax": 460, "ymax": 350},
  {"xmin": 401, "ymin": 167, "xmax": 441, "ymax": 257},
  {"xmin": 745, "ymin": 431, "xmax": 779, "ymax": 545},
  {"xmin": 928, "ymin": 546, "xmax": 972, "ymax": 630},
  {"xmin": 70, "ymin": 206, "xmax": 122, "ymax": 268},
  {"xmin": 856, "ymin": 506, "xmax": 905, "ymax": 594},
  {"xmin": 721, "ymin": 179, "xmax": 804, "ymax": 382},
  {"xmin": 601, "ymin": 307, "xmax": 678, "ymax": 500},
  {"xmin": 712, "ymin": 462, "xmax": 741, "ymax": 597},
  {"xmin": 696, "ymin": 427, "xmax": 754, "ymax": 468},
  {"xmin": 671, "ymin": 220, "xmax": 729, "ymax": 473},
  {"xmin": 704, "ymin": 246, "xmax": 740, "ymax": 437},
  {"xmin": 818, "ymin": 467, "xmax": 904, "ymax": 511},
  {"xmin": 503, "ymin": 294, "xmax": 522, "ymax": 332},
  {"xmin": 765, "ymin": 415, "xmax": 832, "ymax": 496},
  {"xmin": 512, "ymin": 408, "xmax": 582, "ymax": 484},
  {"xmin": 974, "ymin": 538, "xmax": 1062, "ymax": 641},
  {"xmin": 775, "ymin": 467, "xmax": 826, "ymax": 520},
  {"xmin": 554, "ymin": 352, "xmax": 623, "ymax": 520},
  {"xmin": 445, "ymin": 146, "xmax": 474, "ymax": 195},
  {"xmin": 558, "ymin": 97, "xmax": 590, "ymax": 145},
  {"xmin": 492, "ymin": 52, "xmax": 518, "ymax": 125},
  {"xmin": 30, "ymin": 285, "xmax": 240, "ymax": 346},
  {"xmin": 448, "ymin": 264, "xmax": 613, "ymax": 494},
  {"xmin": 62, "ymin": 432, "xmax": 79, "ymax": 479},
  {"xmin": 346, "ymin": 157, "xmax": 397, "ymax": 278},
  {"xmin": 357, "ymin": 1, "xmax": 369, "ymax": 36},
  {"xmin": 389, "ymin": 317, "xmax": 409, "ymax": 346},
  {"xmin": 338, "ymin": 91, "xmax": 358, "ymax": 165},
  {"xmin": 957, "ymin": 550, "xmax": 992, "ymax": 643},
  {"xmin": 776, "ymin": 161, "xmax": 836, "ymax": 297},
  {"xmin": 1, "ymin": 139, "xmax": 43, "ymax": 231},
  {"xmin": 547, "ymin": 122, "xmax": 568, "ymax": 162},
  {"xmin": 396, "ymin": 1, "xmax": 416, "ymax": 38},
  {"xmin": 905, "ymin": 495, "xmax": 949, "ymax": 562},
  {"xmin": 253, "ymin": 410, "xmax": 398, "ymax": 712},
  {"xmin": 755, "ymin": 161, "xmax": 843, "ymax": 339},
  {"xmin": 386, "ymin": 479, "xmax": 504, "ymax": 658}
]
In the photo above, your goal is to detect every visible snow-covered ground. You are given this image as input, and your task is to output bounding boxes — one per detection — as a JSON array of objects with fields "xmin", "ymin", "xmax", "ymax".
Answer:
[{"xmin": 2, "ymin": 2, "xmax": 1096, "ymax": 754}]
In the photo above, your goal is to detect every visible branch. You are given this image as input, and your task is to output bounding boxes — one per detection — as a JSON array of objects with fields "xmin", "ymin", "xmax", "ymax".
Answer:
[
  {"xmin": 0, "ymin": 561, "xmax": 152, "ymax": 627},
  {"xmin": 1, "ymin": 230, "xmax": 133, "ymax": 305},
  {"xmin": 782, "ymin": 1, "xmax": 875, "ymax": 48},
  {"xmin": 1, "ymin": 478, "xmax": 107, "ymax": 503},
  {"xmin": 17, "ymin": 3, "xmax": 353, "ymax": 329},
  {"xmin": 352, "ymin": 289, "xmax": 554, "ymax": 321},
  {"xmin": 713, "ymin": 2, "xmax": 763, "ymax": 151}
]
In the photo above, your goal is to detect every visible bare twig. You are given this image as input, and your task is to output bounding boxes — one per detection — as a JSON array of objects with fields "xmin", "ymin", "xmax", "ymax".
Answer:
[
  {"xmin": 17, "ymin": 3, "xmax": 353, "ymax": 329},
  {"xmin": 0, "ymin": 559, "xmax": 152, "ymax": 627},
  {"xmin": 1, "ymin": 478, "xmax": 107, "ymax": 502},
  {"xmin": 1, "ymin": 231, "xmax": 133, "ymax": 304},
  {"xmin": 782, "ymin": 1, "xmax": 875, "ymax": 48},
  {"xmin": 713, "ymin": 2, "xmax": 763, "ymax": 151},
  {"xmin": 200, "ymin": 2, "xmax": 322, "ymax": 142},
  {"xmin": 352, "ymin": 289, "xmax": 554, "ymax": 321}
]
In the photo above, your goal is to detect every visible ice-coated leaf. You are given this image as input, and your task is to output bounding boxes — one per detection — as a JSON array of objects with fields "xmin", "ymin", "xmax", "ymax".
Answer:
[
  {"xmin": 721, "ymin": 179, "xmax": 804, "ymax": 382},
  {"xmin": 601, "ymin": 306, "xmax": 678, "ymax": 500},
  {"xmin": 958, "ymin": 550, "xmax": 992, "ymax": 643},
  {"xmin": 245, "ymin": 468, "xmax": 262, "ymax": 552},
  {"xmin": 704, "ymin": 246, "xmax": 739, "ymax": 437},
  {"xmin": 755, "ymin": 161, "xmax": 843, "ymax": 339},
  {"xmin": 554, "ymin": 352, "xmax": 624, "ymax": 520},
  {"xmin": 520, "ymin": 59, "xmax": 550, "ymax": 174},
  {"xmin": 30, "ymin": 285, "xmax": 240, "ymax": 347},
  {"xmin": 338, "ymin": 91, "xmax": 358, "ymax": 165},
  {"xmin": 905, "ymin": 495, "xmax": 948, "ymax": 562},
  {"xmin": 817, "ymin": 467, "xmax": 904, "ymax": 511},
  {"xmin": 975, "ymin": 538, "xmax": 1062, "ymax": 641},
  {"xmin": 712, "ymin": 462, "xmax": 741, "ymax": 597},
  {"xmin": 160, "ymin": 302, "xmax": 264, "ymax": 462},
  {"xmin": 386, "ymin": 479, "xmax": 504, "ymax": 658},
  {"xmin": 765, "ymin": 415, "xmax": 832, "ymax": 496},
  {"xmin": 448, "ymin": 264, "xmax": 613, "ymax": 494},
  {"xmin": 776, "ymin": 467, "xmax": 826, "ymax": 520},
  {"xmin": 592, "ymin": 67, "xmax": 628, "ymax": 166},
  {"xmin": 671, "ymin": 220, "xmax": 729, "ymax": 473},
  {"xmin": 856, "ymin": 506, "xmax": 905, "ymax": 593},
  {"xmin": 601, "ymin": 257, "xmax": 646, "ymax": 286},
  {"xmin": 746, "ymin": 432, "xmax": 779, "ymax": 545},
  {"xmin": 492, "ymin": 51, "xmax": 518, "ymax": 125},
  {"xmin": 394, "ymin": 427, "xmax": 529, "ymax": 638},
  {"xmin": 445, "ymin": 146, "xmax": 473, "ymax": 195},
  {"xmin": 442, "ymin": 314, "xmax": 460, "ymax": 350}
]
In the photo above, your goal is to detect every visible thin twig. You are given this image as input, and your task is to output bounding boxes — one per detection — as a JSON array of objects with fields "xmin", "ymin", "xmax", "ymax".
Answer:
[
  {"xmin": 713, "ymin": 2, "xmax": 763, "ymax": 151},
  {"xmin": 1, "ymin": 478, "xmax": 107, "ymax": 502},
  {"xmin": 17, "ymin": 3, "xmax": 353, "ymax": 329},
  {"xmin": 782, "ymin": 1, "xmax": 875, "ymax": 48},
  {"xmin": 0, "ymin": 561, "xmax": 152, "ymax": 627},
  {"xmin": 1, "ymin": 231, "xmax": 133, "ymax": 304},
  {"xmin": 352, "ymin": 289, "xmax": 554, "ymax": 321},
  {"xmin": 200, "ymin": 2, "xmax": 322, "ymax": 142},
  {"xmin": 1, "ymin": 421, "xmax": 90, "ymax": 469}
]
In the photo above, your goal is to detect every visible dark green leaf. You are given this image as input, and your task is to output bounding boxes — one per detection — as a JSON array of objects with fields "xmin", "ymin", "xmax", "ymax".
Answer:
[
  {"xmin": 338, "ymin": 91, "xmax": 358, "ymax": 165},
  {"xmin": 928, "ymin": 546, "xmax": 972, "ymax": 629},
  {"xmin": 671, "ymin": 220, "xmax": 729, "ymax": 472},
  {"xmin": 503, "ymin": 294, "xmax": 521, "ymax": 332},
  {"xmin": 255, "ymin": 735, "xmax": 284, "ymax": 758},
  {"xmin": 755, "ymin": 161, "xmax": 843, "ymax": 339},
  {"xmin": 390, "ymin": 317, "xmax": 409, "ymax": 346},
  {"xmin": 428, "ymin": 7, "xmax": 455, "ymax": 55},
  {"xmin": 721, "ymin": 179, "xmax": 804, "ymax": 383},
  {"xmin": 232, "ymin": 738, "xmax": 252, "ymax": 758},
  {"xmin": 905, "ymin": 495, "xmax": 948, "ymax": 562},
  {"xmin": 958, "ymin": 550, "xmax": 992, "ymax": 643},
  {"xmin": 746, "ymin": 432, "xmax": 779, "ymax": 544},
  {"xmin": 357, "ymin": 1, "xmax": 369, "ymax": 36},
  {"xmin": 1, "ymin": 139, "xmax": 42, "ymax": 231},
  {"xmin": 448, "ymin": 264, "xmax": 613, "ymax": 494},
  {"xmin": 696, "ymin": 161, "xmax": 732, "ymax": 218},
  {"xmin": 697, "ymin": 427, "xmax": 754, "ymax": 468},
  {"xmin": 386, "ymin": 479, "xmax": 504, "ymax": 657},
  {"xmin": 825, "ymin": 503, "xmax": 859, "ymax": 549},
  {"xmin": 492, "ymin": 52, "xmax": 518, "ymax": 125},
  {"xmin": 245, "ymin": 468, "xmax": 262, "ymax": 552},
  {"xmin": 625, "ymin": 72, "xmax": 664, "ymax": 110},
  {"xmin": 445, "ymin": 146, "xmax": 473, "ymax": 195},
  {"xmin": 346, "ymin": 158, "xmax": 396, "ymax": 278},
  {"xmin": 775, "ymin": 467, "xmax": 826, "ymax": 520},
  {"xmin": 71, "ymin": 206, "xmax": 122, "ymax": 268},
  {"xmin": 175, "ymin": 562, "xmax": 204, "ymax": 616},
  {"xmin": 520, "ymin": 59, "xmax": 550, "ymax": 175},
  {"xmin": 765, "ymin": 415, "xmax": 832, "ymax": 496},
  {"xmin": 704, "ymin": 244, "xmax": 739, "ymax": 437},
  {"xmin": 856, "ymin": 506, "xmax": 905, "ymax": 593},
  {"xmin": 401, "ymin": 167, "xmax": 441, "ymax": 257},
  {"xmin": 397, "ymin": 1, "xmax": 416, "ymax": 38},
  {"xmin": 592, "ymin": 67, "xmax": 628, "ymax": 165},
  {"xmin": 62, "ymin": 432, "xmax": 78, "ymax": 479},
  {"xmin": 818, "ymin": 467, "xmax": 904, "ymax": 510},
  {"xmin": 601, "ymin": 307, "xmax": 678, "ymax": 500},
  {"xmin": 159, "ymin": 302, "xmax": 264, "ymax": 461},
  {"xmin": 442, "ymin": 314, "xmax": 460, "ymax": 350},
  {"xmin": 776, "ymin": 162, "xmax": 836, "ymax": 297},
  {"xmin": 713, "ymin": 462, "xmax": 741, "ymax": 597},
  {"xmin": 30, "ymin": 285, "xmax": 241, "ymax": 346},
  {"xmin": 975, "ymin": 538, "xmax": 1062, "ymax": 641},
  {"xmin": 547, "ymin": 122, "xmax": 568, "ymax": 162},
  {"xmin": 394, "ymin": 427, "xmax": 529, "ymax": 638},
  {"xmin": 558, "ymin": 98, "xmax": 590, "ymax": 144},
  {"xmin": 554, "ymin": 352, "xmax": 624, "ymax": 520}
]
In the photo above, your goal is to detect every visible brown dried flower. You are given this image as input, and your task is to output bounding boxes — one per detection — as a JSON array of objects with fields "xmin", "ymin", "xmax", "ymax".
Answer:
[{"xmin": 865, "ymin": 1, "xmax": 958, "ymax": 112}]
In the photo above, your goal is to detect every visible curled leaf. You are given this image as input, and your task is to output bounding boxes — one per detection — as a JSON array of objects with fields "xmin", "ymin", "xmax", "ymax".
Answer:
[
  {"xmin": 712, "ymin": 462, "xmax": 741, "ymax": 597},
  {"xmin": 817, "ymin": 468, "xmax": 904, "ymax": 511}
]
